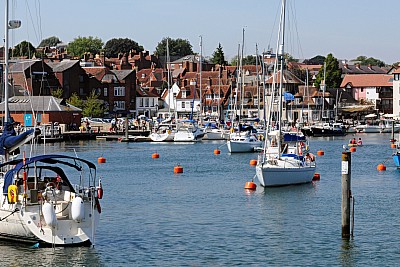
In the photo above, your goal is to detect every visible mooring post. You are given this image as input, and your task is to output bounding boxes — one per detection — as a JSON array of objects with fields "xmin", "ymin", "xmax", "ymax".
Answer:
[
  {"xmin": 125, "ymin": 118, "xmax": 129, "ymax": 139},
  {"xmin": 342, "ymin": 151, "xmax": 351, "ymax": 239},
  {"xmin": 392, "ymin": 121, "xmax": 395, "ymax": 142}
]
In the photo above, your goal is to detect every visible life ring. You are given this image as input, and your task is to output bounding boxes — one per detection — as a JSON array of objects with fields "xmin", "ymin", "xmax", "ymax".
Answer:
[{"xmin": 8, "ymin": 185, "xmax": 18, "ymax": 204}]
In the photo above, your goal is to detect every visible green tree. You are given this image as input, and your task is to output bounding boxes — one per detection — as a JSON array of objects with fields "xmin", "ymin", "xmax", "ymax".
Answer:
[
  {"xmin": 104, "ymin": 38, "xmax": 144, "ymax": 58},
  {"xmin": 155, "ymin": 37, "xmax": 194, "ymax": 57},
  {"xmin": 315, "ymin": 53, "xmax": 342, "ymax": 88},
  {"xmin": 67, "ymin": 36, "xmax": 103, "ymax": 58},
  {"xmin": 12, "ymin": 41, "xmax": 36, "ymax": 58},
  {"xmin": 210, "ymin": 43, "xmax": 227, "ymax": 65},
  {"xmin": 304, "ymin": 55, "xmax": 326, "ymax": 65},
  {"xmin": 39, "ymin": 36, "xmax": 61, "ymax": 47},
  {"xmin": 82, "ymin": 90, "xmax": 105, "ymax": 117},
  {"xmin": 51, "ymin": 88, "xmax": 63, "ymax": 98},
  {"xmin": 353, "ymin": 55, "xmax": 385, "ymax": 67},
  {"xmin": 67, "ymin": 93, "xmax": 84, "ymax": 109},
  {"xmin": 285, "ymin": 53, "xmax": 298, "ymax": 63},
  {"xmin": 230, "ymin": 55, "xmax": 260, "ymax": 66}
]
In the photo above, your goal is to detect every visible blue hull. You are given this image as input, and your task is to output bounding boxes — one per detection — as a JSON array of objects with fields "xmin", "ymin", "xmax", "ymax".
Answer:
[{"xmin": 393, "ymin": 154, "xmax": 400, "ymax": 168}]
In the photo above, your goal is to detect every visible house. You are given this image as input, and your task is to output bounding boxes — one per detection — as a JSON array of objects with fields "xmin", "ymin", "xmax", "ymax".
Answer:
[
  {"xmin": 392, "ymin": 68, "xmax": 400, "ymax": 116},
  {"xmin": 340, "ymin": 74, "xmax": 393, "ymax": 114},
  {"xmin": 136, "ymin": 87, "xmax": 159, "ymax": 118},
  {"xmin": 8, "ymin": 60, "xmax": 60, "ymax": 96},
  {"xmin": 0, "ymin": 96, "xmax": 82, "ymax": 127},
  {"xmin": 170, "ymin": 55, "xmax": 214, "ymax": 72}
]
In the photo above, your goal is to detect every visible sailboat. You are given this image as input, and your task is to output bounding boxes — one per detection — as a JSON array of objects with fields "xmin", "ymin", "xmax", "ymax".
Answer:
[
  {"xmin": 256, "ymin": 0, "xmax": 316, "ymax": 187},
  {"xmin": 0, "ymin": 0, "xmax": 102, "ymax": 247}
]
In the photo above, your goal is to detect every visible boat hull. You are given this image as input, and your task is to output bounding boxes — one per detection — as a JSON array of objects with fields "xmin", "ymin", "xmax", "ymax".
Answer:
[
  {"xmin": 256, "ymin": 159, "xmax": 316, "ymax": 186},
  {"xmin": 149, "ymin": 132, "xmax": 174, "ymax": 142},
  {"xmin": 227, "ymin": 140, "xmax": 262, "ymax": 153}
]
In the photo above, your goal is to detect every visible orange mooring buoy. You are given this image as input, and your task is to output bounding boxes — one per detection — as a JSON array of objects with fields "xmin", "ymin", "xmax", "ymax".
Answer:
[
  {"xmin": 317, "ymin": 150, "xmax": 324, "ymax": 156},
  {"xmin": 249, "ymin": 159, "xmax": 258, "ymax": 166},
  {"xmin": 244, "ymin": 181, "xmax": 257, "ymax": 190},
  {"xmin": 391, "ymin": 143, "xmax": 396, "ymax": 149},
  {"xmin": 152, "ymin": 153, "xmax": 160, "ymax": 159},
  {"xmin": 313, "ymin": 173, "xmax": 321, "ymax": 181},
  {"xmin": 349, "ymin": 147, "xmax": 356, "ymax": 153},
  {"xmin": 214, "ymin": 149, "xmax": 221, "ymax": 155},
  {"xmin": 174, "ymin": 165, "xmax": 184, "ymax": 173},
  {"xmin": 377, "ymin": 163, "xmax": 386, "ymax": 171},
  {"xmin": 98, "ymin": 156, "xmax": 106, "ymax": 164}
]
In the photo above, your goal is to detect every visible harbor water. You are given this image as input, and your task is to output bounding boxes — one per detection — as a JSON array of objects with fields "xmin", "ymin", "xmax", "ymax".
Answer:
[{"xmin": 1, "ymin": 133, "xmax": 400, "ymax": 266}]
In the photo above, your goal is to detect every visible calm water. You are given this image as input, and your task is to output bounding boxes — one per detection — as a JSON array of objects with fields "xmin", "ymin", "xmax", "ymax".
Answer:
[{"xmin": 2, "ymin": 133, "xmax": 400, "ymax": 266}]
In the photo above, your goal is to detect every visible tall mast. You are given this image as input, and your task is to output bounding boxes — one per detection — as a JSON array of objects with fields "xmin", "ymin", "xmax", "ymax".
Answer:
[
  {"xmin": 199, "ymin": 35, "xmax": 202, "ymax": 121},
  {"xmin": 277, "ymin": 0, "xmax": 286, "ymax": 158},
  {"xmin": 321, "ymin": 61, "xmax": 326, "ymax": 121},
  {"xmin": 167, "ymin": 38, "xmax": 171, "ymax": 117},
  {"xmin": 4, "ymin": 0, "xmax": 10, "ymax": 122},
  {"xmin": 239, "ymin": 27, "xmax": 245, "ymax": 121},
  {"xmin": 255, "ymin": 43, "xmax": 260, "ymax": 118}
]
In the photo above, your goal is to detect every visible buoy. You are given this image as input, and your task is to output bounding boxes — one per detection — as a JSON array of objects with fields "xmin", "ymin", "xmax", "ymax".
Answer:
[
  {"xmin": 97, "ymin": 179, "xmax": 103, "ymax": 199},
  {"xmin": 98, "ymin": 156, "xmax": 106, "ymax": 163},
  {"xmin": 391, "ymin": 143, "xmax": 396, "ymax": 149},
  {"xmin": 214, "ymin": 149, "xmax": 221, "ymax": 155},
  {"xmin": 244, "ymin": 181, "xmax": 257, "ymax": 190},
  {"xmin": 152, "ymin": 153, "xmax": 160, "ymax": 158},
  {"xmin": 174, "ymin": 165, "xmax": 184, "ymax": 173},
  {"xmin": 249, "ymin": 159, "xmax": 258, "ymax": 166},
  {"xmin": 313, "ymin": 173, "xmax": 321, "ymax": 181},
  {"xmin": 349, "ymin": 147, "xmax": 356, "ymax": 153},
  {"xmin": 317, "ymin": 150, "xmax": 324, "ymax": 156},
  {"xmin": 377, "ymin": 164, "xmax": 386, "ymax": 171}
]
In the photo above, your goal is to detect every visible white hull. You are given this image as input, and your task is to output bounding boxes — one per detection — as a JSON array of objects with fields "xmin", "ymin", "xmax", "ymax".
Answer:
[
  {"xmin": 149, "ymin": 132, "xmax": 175, "ymax": 142},
  {"xmin": 227, "ymin": 139, "xmax": 262, "ymax": 153},
  {"xmin": 173, "ymin": 131, "xmax": 202, "ymax": 142},
  {"xmin": 203, "ymin": 129, "xmax": 229, "ymax": 140},
  {"xmin": 256, "ymin": 158, "xmax": 316, "ymax": 186}
]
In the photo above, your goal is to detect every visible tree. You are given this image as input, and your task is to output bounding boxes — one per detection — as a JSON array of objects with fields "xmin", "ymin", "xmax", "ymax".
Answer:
[
  {"xmin": 285, "ymin": 53, "xmax": 298, "ymax": 63},
  {"xmin": 67, "ymin": 36, "xmax": 103, "ymax": 58},
  {"xmin": 12, "ymin": 41, "xmax": 36, "ymax": 58},
  {"xmin": 314, "ymin": 53, "xmax": 342, "ymax": 88},
  {"xmin": 51, "ymin": 88, "xmax": 64, "ymax": 98},
  {"xmin": 230, "ymin": 55, "xmax": 260, "ymax": 66},
  {"xmin": 82, "ymin": 90, "xmax": 105, "ymax": 117},
  {"xmin": 353, "ymin": 55, "xmax": 385, "ymax": 67},
  {"xmin": 155, "ymin": 37, "xmax": 194, "ymax": 57},
  {"xmin": 104, "ymin": 38, "xmax": 144, "ymax": 58},
  {"xmin": 39, "ymin": 36, "xmax": 61, "ymax": 47},
  {"xmin": 210, "ymin": 43, "xmax": 227, "ymax": 65},
  {"xmin": 304, "ymin": 55, "xmax": 326, "ymax": 65},
  {"xmin": 67, "ymin": 93, "xmax": 84, "ymax": 109}
]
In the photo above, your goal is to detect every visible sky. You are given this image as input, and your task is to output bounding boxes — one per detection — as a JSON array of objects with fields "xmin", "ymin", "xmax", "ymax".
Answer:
[{"xmin": 1, "ymin": 0, "xmax": 400, "ymax": 64}]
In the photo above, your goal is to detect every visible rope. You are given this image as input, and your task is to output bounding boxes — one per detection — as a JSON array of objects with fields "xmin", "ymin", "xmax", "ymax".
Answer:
[{"xmin": 0, "ymin": 208, "xmax": 20, "ymax": 221}]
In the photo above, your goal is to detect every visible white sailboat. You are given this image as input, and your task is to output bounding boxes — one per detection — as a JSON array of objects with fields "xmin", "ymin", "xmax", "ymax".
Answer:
[
  {"xmin": 256, "ymin": 0, "xmax": 316, "ymax": 187},
  {"xmin": 0, "ymin": 1, "xmax": 102, "ymax": 246}
]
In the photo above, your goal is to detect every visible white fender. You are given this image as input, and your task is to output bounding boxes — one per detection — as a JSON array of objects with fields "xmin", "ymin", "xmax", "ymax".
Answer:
[
  {"xmin": 71, "ymin": 197, "xmax": 85, "ymax": 222},
  {"xmin": 42, "ymin": 202, "xmax": 57, "ymax": 228}
]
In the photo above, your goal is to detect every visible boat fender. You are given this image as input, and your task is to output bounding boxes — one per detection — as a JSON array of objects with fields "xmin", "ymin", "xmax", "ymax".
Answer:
[
  {"xmin": 71, "ymin": 197, "xmax": 85, "ymax": 222},
  {"xmin": 7, "ymin": 185, "xmax": 18, "ymax": 204},
  {"xmin": 42, "ymin": 202, "xmax": 57, "ymax": 228},
  {"xmin": 97, "ymin": 180, "xmax": 103, "ymax": 199},
  {"xmin": 95, "ymin": 197, "xmax": 102, "ymax": 213}
]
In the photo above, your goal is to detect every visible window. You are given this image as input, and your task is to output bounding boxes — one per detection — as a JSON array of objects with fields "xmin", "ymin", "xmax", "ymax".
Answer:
[
  {"xmin": 206, "ymin": 94, "xmax": 212, "ymax": 99},
  {"xmin": 139, "ymin": 98, "xmax": 144, "ymax": 107},
  {"xmin": 395, "ymin": 74, "xmax": 400, "ymax": 81},
  {"xmin": 182, "ymin": 91, "xmax": 186, "ymax": 98},
  {"xmin": 114, "ymin": 86, "xmax": 125, "ymax": 96},
  {"xmin": 361, "ymin": 88, "xmax": 364, "ymax": 92},
  {"xmin": 95, "ymin": 88, "xmax": 101, "ymax": 95},
  {"xmin": 80, "ymin": 88, "xmax": 84, "ymax": 96},
  {"xmin": 114, "ymin": 101, "xmax": 125, "ymax": 110},
  {"xmin": 104, "ymin": 88, "xmax": 108, "ymax": 96},
  {"xmin": 79, "ymin": 75, "xmax": 84, "ymax": 82},
  {"xmin": 182, "ymin": 102, "xmax": 185, "ymax": 108},
  {"xmin": 145, "ymin": 98, "xmax": 149, "ymax": 107},
  {"xmin": 150, "ymin": 98, "xmax": 154, "ymax": 107}
]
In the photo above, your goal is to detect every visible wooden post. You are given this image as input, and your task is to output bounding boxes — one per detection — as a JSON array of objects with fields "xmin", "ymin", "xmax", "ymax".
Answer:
[
  {"xmin": 342, "ymin": 151, "xmax": 351, "ymax": 239},
  {"xmin": 125, "ymin": 118, "xmax": 129, "ymax": 139},
  {"xmin": 392, "ymin": 121, "xmax": 395, "ymax": 142}
]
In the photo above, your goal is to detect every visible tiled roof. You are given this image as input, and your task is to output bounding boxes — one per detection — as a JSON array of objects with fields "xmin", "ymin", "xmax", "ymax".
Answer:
[
  {"xmin": 339, "ymin": 62, "xmax": 387, "ymax": 74},
  {"xmin": 47, "ymin": 60, "xmax": 79, "ymax": 72},
  {"xmin": 265, "ymin": 70, "xmax": 302, "ymax": 84},
  {"xmin": 111, "ymin": 70, "xmax": 134, "ymax": 81},
  {"xmin": 340, "ymin": 74, "xmax": 393, "ymax": 88}
]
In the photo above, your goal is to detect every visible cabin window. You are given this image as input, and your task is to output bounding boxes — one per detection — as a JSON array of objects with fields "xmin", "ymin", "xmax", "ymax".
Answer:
[{"xmin": 114, "ymin": 86, "xmax": 125, "ymax": 96}]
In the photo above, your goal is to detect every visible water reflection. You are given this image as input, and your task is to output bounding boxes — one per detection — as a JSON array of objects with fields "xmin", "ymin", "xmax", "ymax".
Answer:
[
  {"xmin": 0, "ymin": 241, "xmax": 105, "ymax": 266},
  {"xmin": 340, "ymin": 239, "xmax": 357, "ymax": 267}
]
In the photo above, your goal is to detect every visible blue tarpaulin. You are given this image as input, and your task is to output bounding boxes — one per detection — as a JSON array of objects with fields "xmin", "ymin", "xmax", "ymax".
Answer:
[{"xmin": 284, "ymin": 92, "xmax": 295, "ymax": 101}]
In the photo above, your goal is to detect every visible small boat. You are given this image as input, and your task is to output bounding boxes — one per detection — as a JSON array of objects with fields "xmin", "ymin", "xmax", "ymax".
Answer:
[
  {"xmin": 173, "ymin": 120, "xmax": 204, "ymax": 142},
  {"xmin": 227, "ymin": 131, "xmax": 263, "ymax": 153},
  {"xmin": 149, "ymin": 123, "xmax": 176, "ymax": 142}
]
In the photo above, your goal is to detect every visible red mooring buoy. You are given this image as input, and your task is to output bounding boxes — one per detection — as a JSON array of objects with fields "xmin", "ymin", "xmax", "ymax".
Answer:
[{"xmin": 244, "ymin": 181, "xmax": 257, "ymax": 190}]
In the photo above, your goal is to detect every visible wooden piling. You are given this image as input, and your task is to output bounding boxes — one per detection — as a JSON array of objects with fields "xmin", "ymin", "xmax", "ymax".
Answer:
[
  {"xmin": 342, "ymin": 151, "xmax": 351, "ymax": 239},
  {"xmin": 391, "ymin": 121, "xmax": 395, "ymax": 142}
]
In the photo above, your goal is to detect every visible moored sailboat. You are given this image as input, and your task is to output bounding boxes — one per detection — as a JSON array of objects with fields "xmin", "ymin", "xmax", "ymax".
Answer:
[{"xmin": 255, "ymin": 0, "xmax": 316, "ymax": 186}]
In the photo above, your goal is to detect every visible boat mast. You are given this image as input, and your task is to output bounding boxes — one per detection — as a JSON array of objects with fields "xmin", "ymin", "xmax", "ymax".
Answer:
[
  {"xmin": 199, "ymin": 35, "xmax": 203, "ymax": 122},
  {"xmin": 239, "ymin": 27, "xmax": 245, "ymax": 121},
  {"xmin": 256, "ymin": 43, "xmax": 260, "ymax": 119},
  {"xmin": 277, "ymin": 0, "xmax": 286, "ymax": 158},
  {"xmin": 321, "ymin": 61, "xmax": 326, "ymax": 121},
  {"xmin": 167, "ymin": 38, "xmax": 171, "ymax": 118},
  {"xmin": 4, "ymin": 0, "xmax": 10, "ymax": 122}
]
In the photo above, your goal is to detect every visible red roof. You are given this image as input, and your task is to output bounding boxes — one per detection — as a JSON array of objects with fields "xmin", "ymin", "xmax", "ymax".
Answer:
[{"xmin": 340, "ymin": 74, "xmax": 393, "ymax": 88}]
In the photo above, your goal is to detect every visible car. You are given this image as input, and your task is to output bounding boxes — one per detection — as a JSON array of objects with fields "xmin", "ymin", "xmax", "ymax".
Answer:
[{"xmin": 89, "ymin": 118, "xmax": 105, "ymax": 123}]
